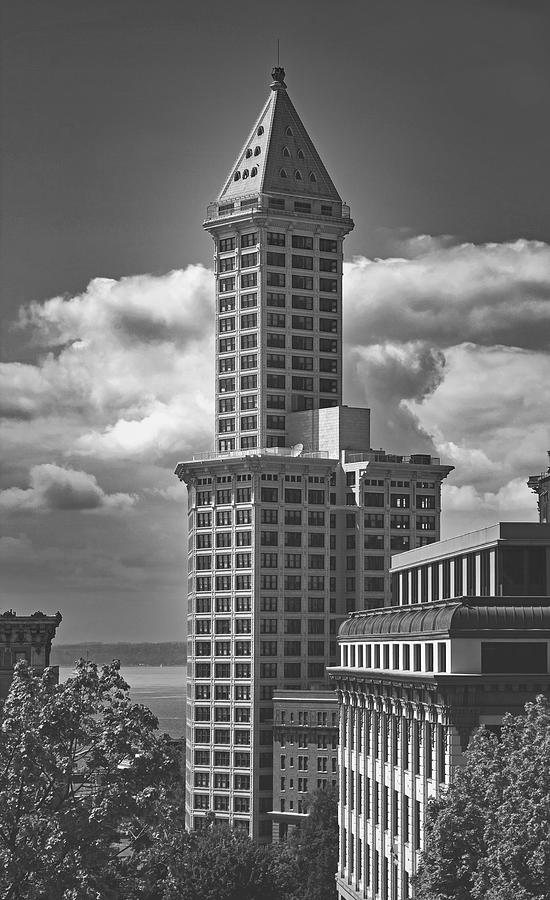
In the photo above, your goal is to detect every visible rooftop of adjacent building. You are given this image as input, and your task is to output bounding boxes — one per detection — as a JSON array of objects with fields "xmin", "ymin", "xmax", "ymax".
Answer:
[
  {"xmin": 391, "ymin": 521, "xmax": 550, "ymax": 571},
  {"xmin": 338, "ymin": 595, "xmax": 550, "ymax": 639}
]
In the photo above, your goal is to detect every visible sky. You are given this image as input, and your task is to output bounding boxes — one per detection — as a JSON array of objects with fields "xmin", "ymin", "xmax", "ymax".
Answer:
[{"xmin": 1, "ymin": 0, "xmax": 549, "ymax": 643}]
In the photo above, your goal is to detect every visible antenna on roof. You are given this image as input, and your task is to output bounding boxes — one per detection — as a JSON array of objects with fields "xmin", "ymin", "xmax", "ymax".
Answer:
[{"xmin": 277, "ymin": 38, "xmax": 280, "ymax": 66}]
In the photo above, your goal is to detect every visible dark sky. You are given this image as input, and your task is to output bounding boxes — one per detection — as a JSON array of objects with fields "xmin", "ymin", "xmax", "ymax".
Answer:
[
  {"xmin": 2, "ymin": 0, "xmax": 550, "ymax": 322},
  {"xmin": 1, "ymin": 0, "xmax": 549, "ymax": 644}
]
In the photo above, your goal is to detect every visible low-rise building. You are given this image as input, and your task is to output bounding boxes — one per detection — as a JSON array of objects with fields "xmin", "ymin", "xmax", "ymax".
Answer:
[
  {"xmin": 329, "ymin": 523, "xmax": 550, "ymax": 900},
  {"xmin": 269, "ymin": 689, "xmax": 338, "ymax": 840},
  {"xmin": 0, "ymin": 610, "xmax": 62, "ymax": 701}
]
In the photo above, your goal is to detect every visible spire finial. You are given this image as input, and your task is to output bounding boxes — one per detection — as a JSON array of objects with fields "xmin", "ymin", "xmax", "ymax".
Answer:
[{"xmin": 271, "ymin": 64, "xmax": 286, "ymax": 91}]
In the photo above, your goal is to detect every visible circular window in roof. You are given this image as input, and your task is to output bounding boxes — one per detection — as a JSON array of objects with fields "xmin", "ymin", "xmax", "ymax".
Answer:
[
  {"xmin": 242, "ymin": 169, "xmax": 249, "ymax": 179},
  {"xmin": 285, "ymin": 126, "xmax": 293, "ymax": 136},
  {"xmin": 245, "ymin": 148, "xmax": 253, "ymax": 159},
  {"xmin": 294, "ymin": 169, "xmax": 303, "ymax": 180},
  {"xmin": 233, "ymin": 171, "xmax": 241, "ymax": 181},
  {"xmin": 254, "ymin": 146, "xmax": 261, "ymax": 156},
  {"xmin": 279, "ymin": 168, "xmax": 288, "ymax": 178},
  {"xmin": 251, "ymin": 166, "xmax": 258, "ymax": 177},
  {"xmin": 309, "ymin": 171, "xmax": 317, "ymax": 182},
  {"xmin": 257, "ymin": 126, "xmax": 264, "ymax": 136},
  {"xmin": 297, "ymin": 149, "xmax": 305, "ymax": 160}
]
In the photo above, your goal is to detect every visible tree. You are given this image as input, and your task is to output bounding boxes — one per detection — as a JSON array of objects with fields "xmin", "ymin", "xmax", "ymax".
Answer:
[
  {"xmin": 286, "ymin": 787, "xmax": 339, "ymax": 900},
  {"xmin": 0, "ymin": 659, "xmax": 178, "ymax": 900},
  {"xmin": 416, "ymin": 695, "xmax": 550, "ymax": 900}
]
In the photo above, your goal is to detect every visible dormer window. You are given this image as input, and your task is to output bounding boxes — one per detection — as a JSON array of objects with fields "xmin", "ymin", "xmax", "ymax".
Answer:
[
  {"xmin": 279, "ymin": 168, "xmax": 288, "ymax": 178},
  {"xmin": 257, "ymin": 126, "xmax": 264, "ymax": 136},
  {"xmin": 234, "ymin": 172, "xmax": 241, "ymax": 181},
  {"xmin": 250, "ymin": 166, "xmax": 258, "ymax": 177},
  {"xmin": 297, "ymin": 149, "xmax": 305, "ymax": 160},
  {"xmin": 285, "ymin": 126, "xmax": 293, "ymax": 136},
  {"xmin": 309, "ymin": 171, "xmax": 317, "ymax": 183},
  {"xmin": 294, "ymin": 170, "xmax": 303, "ymax": 180},
  {"xmin": 242, "ymin": 169, "xmax": 249, "ymax": 179},
  {"xmin": 254, "ymin": 146, "xmax": 261, "ymax": 156},
  {"xmin": 282, "ymin": 147, "xmax": 291, "ymax": 157},
  {"xmin": 245, "ymin": 148, "xmax": 253, "ymax": 158}
]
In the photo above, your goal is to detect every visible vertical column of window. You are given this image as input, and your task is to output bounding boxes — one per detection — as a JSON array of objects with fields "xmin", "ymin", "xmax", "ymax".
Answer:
[
  {"xmin": 217, "ymin": 240, "xmax": 237, "ymax": 451},
  {"xmin": 239, "ymin": 231, "xmax": 259, "ymax": 450},
  {"xmin": 318, "ymin": 235, "xmax": 341, "ymax": 405}
]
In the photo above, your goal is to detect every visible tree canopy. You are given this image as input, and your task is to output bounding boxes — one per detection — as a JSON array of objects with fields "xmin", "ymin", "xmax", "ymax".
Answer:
[
  {"xmin": 0, "ymin": 659, "xmax": 177, "ymax": 900},
  {"xmin": 416, "ymin": 694, "xmax": 550, "ymax": 900}
]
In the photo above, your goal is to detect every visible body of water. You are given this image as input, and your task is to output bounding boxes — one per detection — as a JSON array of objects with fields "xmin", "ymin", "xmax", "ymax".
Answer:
[{"xmin": 59, "ymin": 665, "xmax": 186, "ymax": 737}]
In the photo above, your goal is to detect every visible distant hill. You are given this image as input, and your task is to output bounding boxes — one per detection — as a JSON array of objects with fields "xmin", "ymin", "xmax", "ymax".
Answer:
[{"xmin": 51, "ymin": 642, "xmax": 187, "ymax": 667}]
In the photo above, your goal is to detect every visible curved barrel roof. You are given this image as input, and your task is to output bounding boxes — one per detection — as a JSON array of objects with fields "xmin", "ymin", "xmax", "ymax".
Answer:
[{"xmin": 339, "ymin": 598, "xmax": 550, "ymax": 638}]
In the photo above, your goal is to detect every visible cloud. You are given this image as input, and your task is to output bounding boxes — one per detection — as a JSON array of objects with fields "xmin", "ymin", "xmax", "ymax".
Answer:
[
  {"xmin": 0, "ymin": 266, "xmax": 215, "ymax": 461},
  {"xmin": 344, "ymin": 239, "xmax": 550, "ymax": 351},
  {"xmin": 0, "ymin": 464, "xmax": 136, "ymax": 513}
]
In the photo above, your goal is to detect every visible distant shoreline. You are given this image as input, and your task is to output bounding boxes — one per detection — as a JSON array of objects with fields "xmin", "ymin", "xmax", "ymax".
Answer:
[{"xmin": 51, "ymin": 641, "xmax": 187, "ymax": 668}]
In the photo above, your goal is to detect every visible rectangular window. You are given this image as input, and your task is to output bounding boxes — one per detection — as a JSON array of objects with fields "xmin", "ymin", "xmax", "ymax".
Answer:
[
  {"xmin": 240, "ymin": 332, "xmax": 257, "ymax": 349},
  {"xmin": 268, "ymin": 231, "xmax": 285, "ymax": 246},
  {"xmin": 218, "ymin": 377, "xmax": 235, "ymax": 392},
  {"xmin": 240, "ymin": 232, "xmax": 257, "ymax": 248},
  {"xmin": 292, "ymin": 254, "xmax": 313, "ymax": 270},
  {"xmin": 292, "ymin": 274, "xmax": 313, "ymax": 290},
  {"xmin": 292, "ymin": 315, "xmax": 313, "ymax": 330},
  {"xmin": 319, "ymin": 278, "xmax": 338, "ymax": 293},
  {"xmin": 267, "ymin": 251, "xmax": 285, "ymax": 266},
  {"xmin": 292, "ymin": 234, "xmax": 313, "ymax": 250},
  {"xmin": 266, "ymin": 373, "xmax": 285, "ymax": 388},
  {"xmin": 267, "ymin": 414, "xmax": 285, "ymax": 430},
  {"xmin": 241, "ymin": 252, "xmax": 257, "ymax": 268},
  {"xmin": 319, "ymin": 378, "xmax": 338, "ymax": 393},
  {"xmin": 294, "ymin": 201, "xmax": 311, "ymax": 213},
  {"xmin": 267, "ymin": 312, "xmax": 286, "ymax": 328},
  {"xmin": 267, "ymin": 394, "xmax": 285, "ymax": 409},
  {"xmin": 240, "ymin": 354, "xmax": 257, "ymax": 369},
  {"xmin": 241, "ymin": 374, "xmax": 257, "ymax": 390},
  {"xmin": 266, "ymin": 333, "xmax": 285, "ymax": 348},
  {"xmin": 267, "ymin": 272, "xmax": 285, "ymax": 287},
  {"xmin": 319, "ymin": 318, "xmax": 338, "ymax": 333},
  {"xmin": 241, "ymin": 272, "xmax": 257, "ymax": 289},
  {"xmin": 219, "ymin": 256, "xmax": 235, "ymax": 272},
  {"xmin": 319, "ymin": 257, "xmax": 337, "ymax": 273},
  {"xmin": 319, "ymin": 338, "xmax": 337, "ymax": 353},
  {"xmin": 219, "ymin": 337, "xmax": 235, "ymax": 353},
  {"xmin": 219, "ymin": 277, "xmax": 235, "ymax": 293},
  {"xmin": 240, "ymin": 291, "xmax": 257, "ymax": 308},
  {"xmin": 240, "ymin": 313, "xmax": 257, "ymax": 329},
  {"xmin": 219, "ymin": 237, "xmax": 235, "ymax": 252},
  {"xmin": 267, "ymin": 291, "xmax": 285, "ymax": 307}
]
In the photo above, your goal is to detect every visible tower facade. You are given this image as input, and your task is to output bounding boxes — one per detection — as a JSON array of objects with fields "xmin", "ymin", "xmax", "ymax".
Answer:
[
  {"xmin": 175, "ymin": 68, "xmax": 452, "ymax": 842},
  {"xmin": 206, "ymin": 67, "xmax": 353, "ymax": 453}
]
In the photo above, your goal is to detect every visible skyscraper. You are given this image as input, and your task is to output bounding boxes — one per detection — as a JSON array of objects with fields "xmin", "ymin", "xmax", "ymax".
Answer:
[{"xmin": 176, "ymin": 67, "xmax": 452, "ymax": 841}]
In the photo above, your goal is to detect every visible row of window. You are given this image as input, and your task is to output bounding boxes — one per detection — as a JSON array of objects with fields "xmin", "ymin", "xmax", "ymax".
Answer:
[
  {"xmin": 219, "ymin": 254, "xmax": 337, "ymax": 274},
  {"xmin": 194, "ymin": 772, "xmax": 250, "ymax": 789},
  {"xmin": 194, "ymin": 793, "xmax": 250, "ymax": 812},
  {"xmin": 195, "ymin": 575, "xmax": 329, "ymax": 592},
  {"xmin": 195, "ymin": 487, "xmax": 326, "ymax": 505},
  {"xmin": 193, "ymin": 597, "xmax": 330, "ymax": 615},
  {"xmin": 217, "ymin": 196, "xmax": 339, "ymax": 218},
  {"xmin": 219, "ymin": 313, "xmax": 339, "ymax": 334},
  {"xmin": 193, "ymin": 509, "xmax": 327, "ymax": 527},
  {"xmin": 194, "ymin": 682, "xmax": 250, "ymax": 699},
  {"xmin": 219, "ymin": 294, "xmax": 339, "ymax": 315},
  {"xmin": 219, "ymin": 274, "xmax": 338, "ymax": 293},
  {"xmin": 364, "ymin": 492, "xmax": 437, "ymax": 510},
  {"xmin": 218, "ymin": 234, "xmax": 338, "ymax": 253},
  {"xmin": 341, "ymin": 640, "xmax": 447, "ymax": 673}
]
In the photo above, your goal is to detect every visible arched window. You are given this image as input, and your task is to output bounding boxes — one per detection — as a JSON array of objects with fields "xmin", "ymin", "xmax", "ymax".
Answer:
[
  {"xmin": 254, "ymin": 146, "xmax": 261, "ymax": 156},
  {"xmin": 294, "ymin": 169, "xmax": 303, "ymax": 180},
  {"xmin": 309, "ymin": 171, "xmax": 317, "ymax": 183},
  {"xmin": 285, "ymin": 126, "xmax": 293, "ymax": 136},
  {"xmin": 257, "ymin": 125, "xmax": 264, "ymax": 136},
  {"xmin": 282, "ymin": 146, "xmax": 291, "ymax": 157},
  {"xmin": 245, "ymin": 148, "xmax": 253, "ymax": 159},
  {"xmin": 279, "ymin": 168, "xmax": 288, "ymax": 178},
  {"xmin": 242, "ymin": 169, "xmax": 249, "ymax": 179},
  {"xmin": 297, "ymin": 149, "xmax": 305, "ymax": 160},
  {"xmin": 250, "ymin": 166, "xmax": 258, "ymax": 177},
  {"xmin": 233, "ymin": 171, "xmax": 241, "ymax": 181}
]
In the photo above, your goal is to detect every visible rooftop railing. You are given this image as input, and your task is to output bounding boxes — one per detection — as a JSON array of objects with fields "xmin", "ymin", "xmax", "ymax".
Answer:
[
  {"xmin": 191, "ymin": 447, "xmax": 330, "ymax": 462},
  {"xmin": 345, "ymin": 451, "xmax": 441, "ymax": 466}
]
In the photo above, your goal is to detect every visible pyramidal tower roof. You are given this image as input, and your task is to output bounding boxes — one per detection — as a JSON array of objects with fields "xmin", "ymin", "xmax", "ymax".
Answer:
[{"xmin": 217, "ymin": 67, "xmax": 342, "ymax": 204}]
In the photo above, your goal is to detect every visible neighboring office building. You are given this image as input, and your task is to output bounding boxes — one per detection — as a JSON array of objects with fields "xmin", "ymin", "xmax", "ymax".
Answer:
[
  {"xmin": 329, "ymin": 522, "xmax": 550, "ymax": 900},
  {"xmin": 528, "ymin": 451, "xmax": 550, "ymax": 523},
  {"xmin": 175, "ymin": 66, "xmax": 452, "ymax": 841},
  {"xmin": 0, "ymin": 610, "xmax": 62, "ymax": 701},
  {"xmin": 269, "ymin": 689, "xmax": 338, "ymax": 841}
]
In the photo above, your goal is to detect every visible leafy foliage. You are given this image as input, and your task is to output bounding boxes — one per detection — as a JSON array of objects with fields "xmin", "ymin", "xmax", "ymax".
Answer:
[
  {"xmin": 0, "ymin": 659, "xmax": 177, "ymax": 900},
  {"xmin": 416, "ymin": 695, "xmax": 550, "ymax": 900},
  {"xmin": 285, "ymin": 787, "xmax": 339, "ymax": 900}
]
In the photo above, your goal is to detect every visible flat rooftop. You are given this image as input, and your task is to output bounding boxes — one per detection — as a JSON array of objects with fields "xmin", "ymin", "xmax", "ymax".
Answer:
[{"xmin": 391, "ymin": 522, "xmax": 550, "ymax": 571}]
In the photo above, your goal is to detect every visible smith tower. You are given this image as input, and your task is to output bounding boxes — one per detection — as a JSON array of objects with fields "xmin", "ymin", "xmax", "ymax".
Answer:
[
  {"xmin": 176, "ymin": 68, "xmax": 452, "ymax": 842},
  {"xmin": 206, "ymin": 66, "xmax": 353, "ymax": 452}
]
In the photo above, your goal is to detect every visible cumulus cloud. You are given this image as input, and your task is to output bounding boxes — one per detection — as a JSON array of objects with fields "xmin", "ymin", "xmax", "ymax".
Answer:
[
  {"xmin": 0, "ymin": 266, "xmax": 215, "ymax": 460},
  {"xmin": 0, "ymin": 464, "xmax": 136, "ymax": 513}
]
